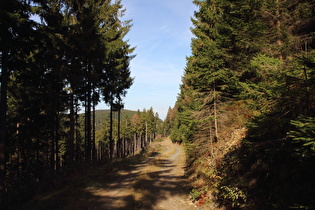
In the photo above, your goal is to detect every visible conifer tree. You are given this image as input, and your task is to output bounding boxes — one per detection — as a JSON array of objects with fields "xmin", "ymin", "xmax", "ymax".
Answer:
[
  {"xmin": 170, "ymin": 0, "xmax": 315, "ymax": 207},
  {"xmin": 0, "ymin": 0, "xmax": 36, "ymax": 201},
  {"xmin": 172, "ymin": 0, "xmax": 236, "ymax": 146},
  {"xmin": 1, "ymin": 0, "xmax": 135, "ymax": 201}
]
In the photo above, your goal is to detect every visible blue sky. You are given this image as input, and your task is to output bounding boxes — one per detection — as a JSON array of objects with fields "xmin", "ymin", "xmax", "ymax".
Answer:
[{"xmin": 97, "ymin": 0, "xmax": 197, "ymax": 120}]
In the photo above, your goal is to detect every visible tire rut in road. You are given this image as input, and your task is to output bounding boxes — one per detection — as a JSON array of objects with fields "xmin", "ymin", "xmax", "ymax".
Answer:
[
  {"xmin": 127, "ymin": 139, "xmax": 196, "ymax": 210},
  {"xmin": 90, "ymin": 138, "xmax": 196, "ymax": 210}
]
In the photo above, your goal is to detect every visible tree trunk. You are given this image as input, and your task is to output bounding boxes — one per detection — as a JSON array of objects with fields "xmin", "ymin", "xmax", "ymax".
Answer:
[
  {"xmin": 133, "ymin": 133, "xmax": 137, "ymax": 154},
  {"xmin": 275, "ymin": 0, "xmax": 283, "ymax": 60},
  {"xmin": 75, "ymin": 100, "xmax": 80, "ymax": 162},
  {"xmin": 145, "ymin": 121, "xmax": 148, "ymax": 146},
  {"xmin": 50, "ymin": 122, "xmax": 55, "ymax": 172},
  {"xmin": 109, "ymin": 103, "xmax": 113, "ymax": 160},
  {"xmin": 85, "ymin": 71, "xmax": 92, "ymax": 162},
  {"xmin": 92, "ymin": 98, "xmax": 96, "ymax": 161},
  {"xmin": 68, "ymin": 89, "xmax": 74, "ymax": 165},
  {"xmin": 118, "ymin": 108, "xmax": 121, "ymax": 157},
  {"xmin": 303, "ymin": 43, "xmax": 311, "ymax": 113},
  {"xmin": 87, "ymin": 88, "xmax": 91, "ymax": 162},
  {"xmin": 209, "ymin": 122, "xmax": 213, "ymax": 158},
  {"xmin": 55, "ymin": 112, "xmax": 60, "ymax": 172},
  {"xmin": 0, "ymin": 49, "xmax": 8, "ymax": 201},
  {"xmin": 213, "ymin": 87, "xmax": 219, "ymax": 141},
  {"xmin": 36, "ymin": 135, "xmax": 40, "ymax": 180}
]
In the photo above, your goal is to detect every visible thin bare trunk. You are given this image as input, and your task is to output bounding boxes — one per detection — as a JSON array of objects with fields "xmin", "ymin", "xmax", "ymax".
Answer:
[
  {"xmin": 214, "ymin": 87, "xmax": 219, "ymax": 140},
  {"xmin": 0, "ymin": 49, "xmax": 8, "ymax": 200},
  {"xmin": 92, "ymin": 99, "xmax": 96, "ymax": 161},
  {"xmin": 209, "ymin": 122, "xmax": 213, "ymax": 157},
  {"xmin": 55, "ymin": 112, "xmax": 60, "ymax": 172},
  {"xmin": 68, "ymin": 89, "xmax": 74, "ymax": 165},
  {"xmin": 109, "ymin": 103, "xmax": 113, "ymax": 160}
]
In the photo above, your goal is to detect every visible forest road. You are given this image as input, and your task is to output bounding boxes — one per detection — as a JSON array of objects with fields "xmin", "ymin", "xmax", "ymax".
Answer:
[
  {"xmin": 87, "ymin": 138, "xmax": 197, "ymax": 210},
  {"xmin": 21, "ymin": 138, "xmax": 197, "ymax": 210}
]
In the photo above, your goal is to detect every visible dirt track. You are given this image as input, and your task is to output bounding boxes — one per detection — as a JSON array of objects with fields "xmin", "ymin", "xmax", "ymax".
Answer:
[
  {"xmin": 87, "ymin": 138, "xmax": 197, "ymax": 209},
  {"xmin": 19, "ymin": 138, "xmax": 197, "ymax": 210}
]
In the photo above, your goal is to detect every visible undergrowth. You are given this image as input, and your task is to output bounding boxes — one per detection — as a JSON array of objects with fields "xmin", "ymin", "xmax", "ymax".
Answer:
[
  {"xmin": 188, "ymin": 138, "xmax": 315, "ymax": 209},
  {"xmin": 185, "ymin": 112, "xmax": 315, "ymax": 208}
]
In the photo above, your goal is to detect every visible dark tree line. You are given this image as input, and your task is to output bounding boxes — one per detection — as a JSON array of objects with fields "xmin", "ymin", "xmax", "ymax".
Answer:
[{"xmin": 0, "ymin": 0, "xmax": 135, "ymax": 205}]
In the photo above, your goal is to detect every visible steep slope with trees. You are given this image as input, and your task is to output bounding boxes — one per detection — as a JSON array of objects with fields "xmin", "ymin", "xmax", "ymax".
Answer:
[{"xmin": 168, "ymin": 0, "xmax": 315, "ymax": 208}]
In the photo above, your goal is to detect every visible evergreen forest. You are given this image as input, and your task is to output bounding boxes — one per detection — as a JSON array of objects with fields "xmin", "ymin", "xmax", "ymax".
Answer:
[
  {"xmin": 164, "ymin": 0, "xmax": 315, "ymax": 208},
  {"xmin": 0, "ymin": 0, "xmax": 161, "ymax": 207},
  {"xmin": 1, "ymin": 0, "xmax": 315, "ymax": 209}
]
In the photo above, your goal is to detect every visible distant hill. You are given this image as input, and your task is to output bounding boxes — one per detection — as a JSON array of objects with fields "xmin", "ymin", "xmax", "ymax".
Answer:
[
  {"xmin": 80, "ymin": 109, "xmax": 138, "ymax": 132},
  {"xmin": 95, "ymin": 109, "xmax": 138, "ymax": 130},
  {"xmin": 93, "ymin": 109, "xmax": 138, "ymax": 120}
]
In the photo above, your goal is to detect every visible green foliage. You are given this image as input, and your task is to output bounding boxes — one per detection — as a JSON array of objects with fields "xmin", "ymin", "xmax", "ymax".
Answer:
[
  {"xmin": 1, "ymin": 0, "xmax": 137, "ymax": 204},
  {"xmin": 214, "ymin": 138, "xmax": 315, "ymax": 209},
  {"xmin": 163, "ymin": 106, "xmax": 177, "ymax": 136},
  {"xmin": 168, "ymin": 0, "xmax": 315, "ymax": 209},
  {"xmin": 190, "ymin": 186, "xmax": 208, "ymax": 202},
  {"xmin": 80, "ymin": 109, "xmax": 138, "ymax": 132},
  {"xmin": 246, "ymin": 114, "xmax": 290, "ymax": 141},
  {"xmin": 218, "ymin": 186, "xmax": 247, "ymax": 208},
  {"xmin": 289, "ymin": 116, "xmax": 315, "ymax": 156},
  {"xmin": 170, "ymin": 112, "xmax": 196, "ymax": 145},
  {"xmin": 250, "ymin": 54, "xmax": 283, "ymax": 71}
]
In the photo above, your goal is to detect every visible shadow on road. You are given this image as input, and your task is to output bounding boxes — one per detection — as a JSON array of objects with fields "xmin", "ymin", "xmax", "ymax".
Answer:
[{"xmin": 13, "ymin": 140, "xmax": 193, "ymax": 210}]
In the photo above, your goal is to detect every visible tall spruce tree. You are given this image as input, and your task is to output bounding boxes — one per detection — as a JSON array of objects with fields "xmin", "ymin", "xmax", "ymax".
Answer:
[
  {"xmin": 171, "ymin": 0, "xmax": 240, "ymax": 146},
  {"xmin": 0, "ymin": 0, "xmax": 36, "ymax": 202}
]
